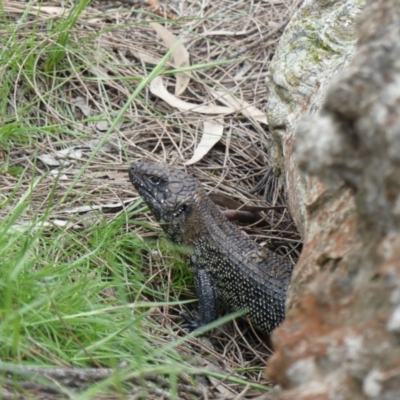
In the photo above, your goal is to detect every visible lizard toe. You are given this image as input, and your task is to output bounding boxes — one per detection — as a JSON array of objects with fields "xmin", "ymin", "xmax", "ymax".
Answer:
[{"xmin": 180, "ymin": 312, "xmax": 204, "ymax": 332}]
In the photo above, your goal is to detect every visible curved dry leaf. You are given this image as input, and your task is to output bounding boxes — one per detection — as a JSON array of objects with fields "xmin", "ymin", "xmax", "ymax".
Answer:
[
  {"xmin": 95, "ymin": 120, "xmax": 109, "ymax": 132},
  {"xmin": 56, "ymin": 147, "xmax": 83, "ymax": 160},
  {"xmin": 50, "ymin": 170, "xmax": 69, "ymax": 180},
  {"xmin": 131, "ymin": 49, "xmax": 161, "ymax": 65},
  {"xmin": 63, "ymin": 199, "xmax": 134, "ymax": 214},
  {"xmin": 3, "ymin": 3, "xmax": 102, "ymax": 23},
  {"xmin": 150, "ymin": 22, "xmax": 191, "ymax": 95},
  {"xmin": 201, "ymin": 30, "xmax": 249, "ymax": 36},
  {"xmin": 184, "ymin": 119, "xmax": 224, "ymax": 165},
  {"xmin": 211, "ymin": 89, "xmax": 268, "ymax": 125},
  {"xmin": 174, "ymin": 69, "xmax": 191, "ymax": 96},
  {"xmin": 150, "ymin": 77, "xmax": 234, "ymax": 114},
  {"xmin": 31, "ymin": 6, "xmax": 67, "ymax": 16},
  {"xmin": 72, "ymin": 96, "xmax": 91, "ymax": 117},
  {"xmin": 38, "ymin": 154, "xmax": 60, "ymax": 166}
]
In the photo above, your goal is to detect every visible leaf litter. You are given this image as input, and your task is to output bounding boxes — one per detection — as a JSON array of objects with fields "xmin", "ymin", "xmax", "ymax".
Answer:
[{"xmin": 0, "ymin": 0, "xmax": 303, "ymax": 397}]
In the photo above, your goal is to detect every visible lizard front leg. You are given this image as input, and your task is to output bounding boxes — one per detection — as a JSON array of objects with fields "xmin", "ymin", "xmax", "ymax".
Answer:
[{"xmin": 181, "ymin": 267, "xmax": 219, "ymax": 331}]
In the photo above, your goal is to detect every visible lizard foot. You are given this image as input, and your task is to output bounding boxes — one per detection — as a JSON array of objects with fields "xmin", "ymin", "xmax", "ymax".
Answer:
[{"xmin": 180, "ymin": 312, "xmax": 204, "ymax": 332}]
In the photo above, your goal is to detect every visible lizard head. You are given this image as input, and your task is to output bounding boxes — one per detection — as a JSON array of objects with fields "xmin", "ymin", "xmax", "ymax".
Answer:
[{"xmin": 128, "ymin": 162, "xmax": 200, "ymax": 242}]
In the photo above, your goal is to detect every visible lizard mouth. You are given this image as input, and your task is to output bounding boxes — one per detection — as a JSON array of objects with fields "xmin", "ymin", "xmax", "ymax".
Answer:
[
  {"xmin": 129, "ymin": 167, "xmax": 160, "ymax": 206},
  {"xmin": 129, "ymin": 168, "xmax": 151, "ymax": 195}
]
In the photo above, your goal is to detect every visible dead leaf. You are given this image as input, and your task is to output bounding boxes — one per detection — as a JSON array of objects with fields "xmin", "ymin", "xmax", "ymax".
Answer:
[
  {"xmin": 62, "ymin": 199, "xmax": 135, "ymax": 214},
  {"xmin": 264, "ymin": 1, "xmax": 286, "ymax": 8},
  {"xmin": 2, "ymin": 2, "xmax": 102, "ymax": 23},
  {"xmin": 131, "ymin": 49, "xmax": 161, "ymax": 65},
  {"xmin": 4, "ymin": 4, "xmax": 68, "ymax": 18},
  {"xmin": 31, "ymin": 6, "xmax": 67, "ymax": 17},
  {"xmin": 150, "ymin": 77, "xmax": 234, "ymax": 114},
  {"xmin": 72, "ymin": 96, "xmax": 91, "ymax": 117},
  {"xmin": 95, "ymin": 120, "xmax": 109, "ymax": 132},
  {"xmin": 202, "ymin": 29, "xmax": 249, "ymax": 36},
  {"xmin": 211, "ymin": 89, "xmax": 268, "ymax": 125},
  {"xmin": 184, "ymin": 119, "xmax": 224, "ymax": 165},
  {"xmin": 56, "ymin": 147, "xmax": 83, "ymax": 160},
  {"xmin": 88, "ymin": 137, "xmax": 121, "ymax": 152},
  {"xmin": 90, "ymin": 171, "xmax": 127, "ymax": 181},
  {"xmin": 10, "ymin": 220, "xmax": 80, "ymax": 233},
  {"xmin": 51, "ymin": 220, "xmax": 70, "ymax": 227},
  {"xmin": 38, "ymin": 154, "xmax": 60, "ymax": 166},
  {"xmin": 50, "ymin": 170, "xmax": 68, "ymax": 180},
  {"xmin": 150, "ymin": 23, "xmax": 191, "ymax": 95}
]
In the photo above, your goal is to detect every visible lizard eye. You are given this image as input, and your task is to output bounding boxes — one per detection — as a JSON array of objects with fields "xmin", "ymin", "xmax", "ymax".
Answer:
[{"xmin": 148, "ymin": 175, "xmax": 162, "ymax": 185}]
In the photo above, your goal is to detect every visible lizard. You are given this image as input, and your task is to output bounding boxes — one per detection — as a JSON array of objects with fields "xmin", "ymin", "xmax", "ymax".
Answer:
[{"xmin": 128, "ymin": 161, "xmax": 294, "ymax": 334}]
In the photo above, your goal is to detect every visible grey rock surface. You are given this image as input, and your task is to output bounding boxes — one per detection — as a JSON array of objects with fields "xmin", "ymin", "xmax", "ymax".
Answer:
[
  {"xmin": 266, "ymin": 0, "xmax": 364, "ymax": 234},
  {"xmin": 265, "ymin": 0, "xmax": 400, "ymax": 398}
]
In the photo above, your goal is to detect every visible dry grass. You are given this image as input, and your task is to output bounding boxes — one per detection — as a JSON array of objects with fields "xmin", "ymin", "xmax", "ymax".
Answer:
[{"xmin": 0, "ymin": 0, "xmax": 302, "ymax": 398}]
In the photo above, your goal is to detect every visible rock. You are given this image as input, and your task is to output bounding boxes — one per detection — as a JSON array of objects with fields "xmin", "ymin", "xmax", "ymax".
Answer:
[
  {"xmin": 266, "ymin": 0, "xmax": 364, "ymax": 235},
  {"xmin": 266, "ymin": 0, "xmax": 364, "ymax": 310},
  {"xmin": 265, "ymin": 0, "xmax": 400, "ymax": 398}
]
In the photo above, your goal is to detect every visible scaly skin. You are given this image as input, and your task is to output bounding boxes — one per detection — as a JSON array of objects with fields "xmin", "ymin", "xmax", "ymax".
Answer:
[{"xmin": 129, "ymin": 162, "xmax": 294, "ymax": 333}]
